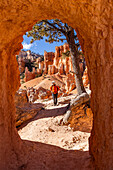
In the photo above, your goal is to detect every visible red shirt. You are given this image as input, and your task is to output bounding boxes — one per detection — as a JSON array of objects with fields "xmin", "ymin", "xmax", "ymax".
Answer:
[{"xmin": 50, "ymin": 85, "xmax": 60, "ymax": 94}]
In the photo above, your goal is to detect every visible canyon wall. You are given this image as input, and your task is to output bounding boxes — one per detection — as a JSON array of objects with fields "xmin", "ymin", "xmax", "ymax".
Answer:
[
  {"xmin": 44, "ymin": 44, "xmax": 74, "ymax": 75},
  {"xmin": 0, "ymin": 42, "xmax": 28, "ymax": 169},
  {"xmin": 0, "ymin": 0, "xmax": 113, "ymax": 169},
  {"xmin": 23, "ymin": 44, "xmax": 83, "ymax": 93}
]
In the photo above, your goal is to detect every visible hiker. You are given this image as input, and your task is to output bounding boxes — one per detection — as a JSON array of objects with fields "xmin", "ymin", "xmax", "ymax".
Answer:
[{"xmin": 50, "ymin": 81, "xmax": 60, "ymax": 106}]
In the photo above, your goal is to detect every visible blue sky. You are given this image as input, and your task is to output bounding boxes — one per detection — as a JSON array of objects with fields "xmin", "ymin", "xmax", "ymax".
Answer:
[{"xmin": 22, "ymin": 35, "xmax": 66, "ymax": 55}]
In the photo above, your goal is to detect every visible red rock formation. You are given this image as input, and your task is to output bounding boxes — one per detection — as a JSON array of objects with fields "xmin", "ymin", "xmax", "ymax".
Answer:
[
  {"xmin": 0, "ymin": 1, "xmax": 112, "ymax": 169},
  {"xmin": 63, "ymin": 43, "xmax": 69, "ymax": 53},
  {"xmin": 43, "ymin": 51, "xmax": 55, "ymax": 74},
  {"xmin": 15, "ymin": 89, "xmax": 28, "ymax": 106},
  {"xmin": 44, "ymin": 43, "xmax": 79, "ymax": 78},
  {"xmin": 0, "ymin": 46, "xmax": 27, "ymax": 170},
  {"xmin": 18, "ymin": 56, "xmax": 25, "ymax": 73},
  {"xmin": 59, "ymin": 45, "xmax": 64, "ymax": 55},
  {"xmin": 65, "ymin": 57, "xmax": 70, "ymax": 74},
  {"xmin": 29, "ymin": 42, "xmax": 84, "ymax": 93},
  {"xmin": 37, "ymin": 68, "xmax": 42, "ymax": 76},
  {"xmin": 17, "ymin": 50, "xmax": 42, "ymax": 74},
  {"xmin": 36, "ymin": 59, "xmax": 44, "ymax": 76},
  {"xmin": 65, "ymin": 73, "xmax": 76, "ymax": 92},
  {"xmin": 58, "ymin": 62, "xmax": 65, "ymax": 75},
  {"xmin": 39, "ymin": 61, "xmax": 44, "ymax": 70},
  {"xmin": 82, "ymin": 67, "xmax": 89, "ymax": 87},
  {"xmin": 48, "ymin": 65, "xmax": 57, "ymax": 75},
  {"xmin": 24, "ymin": 67, "xmax": 36, "ymax": 82}
]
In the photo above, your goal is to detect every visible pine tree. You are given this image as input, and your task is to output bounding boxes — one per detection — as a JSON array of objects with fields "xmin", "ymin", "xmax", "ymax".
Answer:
[{"xmin": 27, "ymin": 19, "xmax": 86, "ymax": 95}]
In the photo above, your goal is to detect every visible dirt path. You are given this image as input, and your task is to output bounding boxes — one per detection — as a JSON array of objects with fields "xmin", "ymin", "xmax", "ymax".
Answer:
[
  {"xmin": 18, "ymin": 96, "xmax": 94, "ymax": 170},
  {"xmin": 19, "ymin": 103, "xmax": 90, "ymax": 151}
]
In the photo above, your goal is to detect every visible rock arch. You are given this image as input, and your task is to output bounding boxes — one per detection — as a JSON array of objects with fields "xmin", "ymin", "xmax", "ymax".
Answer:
[{"xmin": 0, "ymin": 0, "xmax": 113, "ymax": 169}]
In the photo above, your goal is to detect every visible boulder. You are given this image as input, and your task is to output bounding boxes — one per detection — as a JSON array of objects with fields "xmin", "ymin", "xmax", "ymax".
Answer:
[
  {"xmin": 16, "ymin": 103, "xmax": 43, "ymax": 127},
  {"xmin": 62, "ymin": 93, "xmax": 92, "ymax": 133},
  {"xmin": 15, "ymin": 89, "xmax": 44, "ymax": 127},
  {"xmin": 34, "ymin": 86, "xmax": 52, "ymax": 100},
  {"xmin": 27, "ymin": 87, "xmax": 38, "ymax": 103},
  {"xmin": 15, "ymin": 89, "xmax": 28, "ymax": 106},
  {"xmin": 69, "ymin": 104, "xmax": 93, "ymax": 133}
]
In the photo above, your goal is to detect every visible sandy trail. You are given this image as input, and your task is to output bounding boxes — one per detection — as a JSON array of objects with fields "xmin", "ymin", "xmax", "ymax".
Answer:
[
  {"xmin": 18, "ymin": 98, "xmax": 94, "ymax": 170},
  {"xmin": 19, "ymin": 104, "xmax": 90, "ymax": 151}
]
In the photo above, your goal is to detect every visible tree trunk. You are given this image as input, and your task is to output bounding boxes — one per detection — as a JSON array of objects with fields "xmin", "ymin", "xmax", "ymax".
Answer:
[{"xmin": 66, "ymin": 28, "xmax": 86, "ymax": 95}]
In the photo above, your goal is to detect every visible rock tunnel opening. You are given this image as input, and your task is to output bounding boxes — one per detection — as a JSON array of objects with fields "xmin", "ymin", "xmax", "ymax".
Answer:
[
  {"xmin": 0, "ymin": 1, "xmax": 113, "ymax": 169},
  {"xmin": 15, "ymin": 22, "xmax": 92, "ymax": 153}
]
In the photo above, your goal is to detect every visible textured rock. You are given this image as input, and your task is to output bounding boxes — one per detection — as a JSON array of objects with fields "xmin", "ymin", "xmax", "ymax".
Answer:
[
  {"xmin": 43, "ymin": 51, "xmax": 55, "ymax": 74},
  {"xmin": 16, "ymin": 103, "xmax": 43, "ymax": 127},
  {"xmin": 17, "ymin": 50, "xmax": 42, "ymax": 74},
  {"xmin": 27, "ymin": 87, "xmax": 37, "ymax": 103},
  {"xmin": 22, "ymin": 42, "xmax": 83, "ymax": 93},
  {"xmin": 82, "ymin": 67, "xmax": 89, "ymax": 87},
  {"xmin": 69, "ymin": 104, "xmax": 93, "ymax": 133},
  {"xmin": 66, "ymin": 73, "xmax": 76, "ymax": 92},
  {"xmin": 15, "ymin": 89, "xmax": 44, "ymax": 127},
  {"xmin": 63, "ymin": 93, "xmax": 92, "ymax": 128},
  {"xmin": 24, "ymin": 67, "xmax": 36, "ymax": 82},
  {"xmin": 15, "ymin": 89, "xmax": 28, "ymax": 106},
  {"xmin": 36, "ymin": 43, "xmax": 84, "ymax": 89},
  {"xmin": 18, "ymin": 56, "xmax": 25, "ymax": 73},
  {"xmin": 45, "ymin": 43, "xmax": 77, "ymax": 76},
  {"xmin": 0, "ymin": 0, "xmax": 113, "ymax": 169},
  {"xmin": 48, "ymin": 65, "xmax": 57, "ymax": 75}
]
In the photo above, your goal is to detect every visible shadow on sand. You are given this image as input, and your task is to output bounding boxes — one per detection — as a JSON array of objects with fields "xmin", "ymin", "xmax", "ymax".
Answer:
[
  {"xmin": 17, "ymin": 104, "xmax": 69, "ymax": 130},
  {"xmin": 19, "ymin": 140, "xmax": 94, "ymax": 170}
]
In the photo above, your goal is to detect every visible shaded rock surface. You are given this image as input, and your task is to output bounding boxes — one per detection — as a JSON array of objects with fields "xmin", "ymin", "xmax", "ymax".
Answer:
[
  {"xmin": 20, "ymin": 140, "xmax": 94, "ymax": 170},
  {"xmin": 16, "ymin": 103, "xmax": 44, "ymax": 127},
  {"xmin": 69, "ymin": 105, "xmax": 93, "ymax": 133},
  {"xmin": 68, "ymin": 93, "xmax": 92, "ymax": 133},
  {"xmin": 15, "ymin": 89, "xmax": 44, "ymax": 127}
]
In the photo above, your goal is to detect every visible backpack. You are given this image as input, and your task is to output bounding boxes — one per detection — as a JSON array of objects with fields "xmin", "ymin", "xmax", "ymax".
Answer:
[{"xmin": 51, "ymin": 85, "xmax": 59, "ymax": 94}]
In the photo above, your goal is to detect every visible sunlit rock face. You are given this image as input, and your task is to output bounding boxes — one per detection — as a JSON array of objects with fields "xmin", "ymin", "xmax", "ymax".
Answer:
[
  {"xmin": 0, "ymin": 0, "xmax": 113, "ymax": 169},
  {"xmin": 24, "ymin": 67, "xmax": 36, "ymax": 82},
  {"xmin": 42, "ymin": 43, "xmax": 86, "ymax": 93},
  {"xmin": 22, "ymin": 42, "xmax": 85, "ymax": 93},
  {"xmin": 44, "ymin": 43, "xmax": 73, "ymax": 75},
  {"xmin": 82, "ymin": 67, "xmax": 89, "ymax": 87},
  {"xmin": 43, "ymin": 51, "xmax": 55, "ymax": 74}
]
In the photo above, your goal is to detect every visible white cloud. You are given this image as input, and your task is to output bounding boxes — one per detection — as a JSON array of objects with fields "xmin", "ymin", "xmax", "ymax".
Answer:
[
  {"xmin": 34, "ymin": 42, "xmax": 38, "ymax": 47},
  {"xmin": 23, "ymin": 43, "xmax": 33, "ymax": 50}
]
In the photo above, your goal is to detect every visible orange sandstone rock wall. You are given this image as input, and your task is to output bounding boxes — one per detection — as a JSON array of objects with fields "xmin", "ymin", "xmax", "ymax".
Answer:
[
  {"xmin": 23, "ymin": 43, "xmax": 84, "ymax": 91},
  {"xmin": 24, "ymin": 67, "xmax": 36, "ymax": 82},
  {"xmin": 43, "ymin": 51, "xmax": 55, "ymax": 74},
  {"xmin": 0, "ymin": 44, "xmax": 27, "ymax": 169},
  {"xmin": 44, "ymin": 43, "xmax": 73, "ymax": 75},
  {"xmin": 43, "ymin": 43, "xmax": 77, "ymax": 92},
  {"xmin": 0, "ymin": 0, "xmax": 113, "ymax": 169}
]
